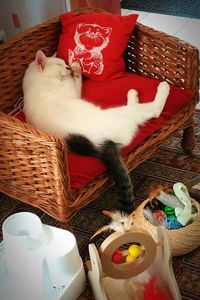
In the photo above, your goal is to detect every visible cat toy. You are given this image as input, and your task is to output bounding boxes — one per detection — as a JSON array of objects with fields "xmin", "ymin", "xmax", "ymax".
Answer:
[
  {"xmin": 87, "ymin": 226, "xmax": 181, "ymax": 300},
  {"xmin": 173, "ymin": 182, "xmax": 197, "ymax": 226},
  {"xmin": 133, "ymin": 183, "xmax": 200, "ymax": 256},
  {"xmin": 146, "ymin": 183, "xmax": 197, "ymax": 227}
]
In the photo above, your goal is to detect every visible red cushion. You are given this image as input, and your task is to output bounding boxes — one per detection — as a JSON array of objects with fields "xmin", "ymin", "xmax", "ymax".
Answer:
[
  {"xmin": 13, "ymin": 73, "xmax": 193, "ymax": 192},
  {"xmin": 68, "ymin": 74, "xmax": 193, "ymax": 190},
  {"xmin": 57, "ymin": 12, "xmax": 138, "ymax": 80}
]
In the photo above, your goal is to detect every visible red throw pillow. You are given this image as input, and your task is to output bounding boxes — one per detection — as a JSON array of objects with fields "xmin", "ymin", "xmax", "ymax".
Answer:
[{"xmin": 57, "ymin": 12, "xmax": 138, "ymax": 80}]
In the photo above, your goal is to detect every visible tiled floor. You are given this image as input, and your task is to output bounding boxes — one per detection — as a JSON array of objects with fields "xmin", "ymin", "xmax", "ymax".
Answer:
[{"xmin": 122, "ymin": 9, "xmax": 200, "ymax": 109}]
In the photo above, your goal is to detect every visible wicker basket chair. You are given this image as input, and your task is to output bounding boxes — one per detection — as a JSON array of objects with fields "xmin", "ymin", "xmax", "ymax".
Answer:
[{"xmin": 0, "ymin": 8, "xmax": 199, "ymax": 223}]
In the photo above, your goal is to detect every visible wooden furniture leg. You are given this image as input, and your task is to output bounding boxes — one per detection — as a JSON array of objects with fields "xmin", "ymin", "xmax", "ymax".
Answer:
[{"xmin": 181, "ymin": 123, "xmax": 196, "ymax": 154}]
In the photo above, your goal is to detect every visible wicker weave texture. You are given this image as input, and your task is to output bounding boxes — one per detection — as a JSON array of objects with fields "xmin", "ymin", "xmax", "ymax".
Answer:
[
  {"xmin": 125, "ymin": 23, "xmax": 199, "ymax": 98},
  {"xmin": 0, "ymin": 8, "xmax": 199, "ymax": 222}
]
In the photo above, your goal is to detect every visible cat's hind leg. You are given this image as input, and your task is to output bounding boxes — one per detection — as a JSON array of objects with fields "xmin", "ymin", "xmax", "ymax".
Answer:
[
  {"xmin": 127, "ymin": 89, "xmax": 139, "ymax": 106},
  {"xmin": 70, "ymin": 61, "xmax": 82, "ymax": 97},
  {"xmin": 153, "ymin": 81, "xmax": 170, "ymax": 117},
  {"xmin": 133, "ymin": 81, "xmax": 170, "ymax": 123}
]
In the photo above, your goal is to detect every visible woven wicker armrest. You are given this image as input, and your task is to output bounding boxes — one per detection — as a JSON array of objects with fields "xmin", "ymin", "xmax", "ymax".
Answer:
[
  {"xmin": 0, "ymin": 112, "xmax": 71, "ymax": 213},
  {"xmin": 125, "ymin": 23, "xmax": 199, "ymax": 100}
]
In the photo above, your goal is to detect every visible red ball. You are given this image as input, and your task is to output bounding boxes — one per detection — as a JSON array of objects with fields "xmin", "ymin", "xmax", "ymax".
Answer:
[{"xmin": 112, "ymin": 249, "xmax": 123, "ymax": 264}]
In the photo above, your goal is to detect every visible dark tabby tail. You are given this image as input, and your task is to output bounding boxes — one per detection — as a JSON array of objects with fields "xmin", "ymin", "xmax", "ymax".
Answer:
[
  {"xmin": 98, "ymin": 140, "xmax": 135, "ymax": 213},
  {"xmin": 66, "ymin": 135, "xmax": 135, "ymax": 214}
]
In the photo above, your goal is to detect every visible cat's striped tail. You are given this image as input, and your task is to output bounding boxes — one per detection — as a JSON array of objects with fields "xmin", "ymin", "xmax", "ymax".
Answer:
[
  {"xmin": 66, "ymin": 135, "xmax": 135, "ymax": 214},
  {"xmin": 98, "ymin": 140, "xmax": 135, "ymax": 214}
]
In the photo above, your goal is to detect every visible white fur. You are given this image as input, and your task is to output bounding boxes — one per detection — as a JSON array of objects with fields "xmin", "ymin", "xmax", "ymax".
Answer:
[{"xmin": 23, "ymin": 51, "xmax": 170, "ymax": 148}]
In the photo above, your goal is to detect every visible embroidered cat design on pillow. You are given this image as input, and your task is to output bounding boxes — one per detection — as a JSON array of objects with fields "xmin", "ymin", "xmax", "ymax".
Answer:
[{"xmin": 68, "ymin": 23, "xmax": 112, "ymax": 75}]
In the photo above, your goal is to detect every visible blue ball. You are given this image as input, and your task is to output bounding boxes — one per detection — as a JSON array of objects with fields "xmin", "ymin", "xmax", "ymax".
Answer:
[{"xmin": 165, "ymin": 216, "xmax": 183, "ymax": 230}]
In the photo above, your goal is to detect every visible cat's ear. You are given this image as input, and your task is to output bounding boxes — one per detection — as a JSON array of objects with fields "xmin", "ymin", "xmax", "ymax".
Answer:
[
  {"xmin": 51, "ymin": 52, "xmax": 57, "ymax": 57},
  {"xmin": 35, "ymin": 50, "xmax": 47, "ymax": 71},
  {"xmin": 102, "ymin": 210, "xmax": 113, "ymax": 218}
]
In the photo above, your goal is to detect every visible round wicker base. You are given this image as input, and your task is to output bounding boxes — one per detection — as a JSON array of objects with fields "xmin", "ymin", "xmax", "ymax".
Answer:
[{"xmin": 134, "ymin": 198, "xmax": 200, "ymax": 256}]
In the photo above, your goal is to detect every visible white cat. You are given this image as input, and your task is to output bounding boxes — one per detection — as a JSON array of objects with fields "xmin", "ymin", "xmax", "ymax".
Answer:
[{"xmin": 23, "ymin": 50, "xmax": 170, "ymax": 214}]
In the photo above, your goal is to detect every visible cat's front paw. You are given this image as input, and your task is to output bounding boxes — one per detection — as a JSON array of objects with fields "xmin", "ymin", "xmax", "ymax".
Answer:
[{"xmin": 71, "ymin": 61, "xmax": 82, "ymax": 77}]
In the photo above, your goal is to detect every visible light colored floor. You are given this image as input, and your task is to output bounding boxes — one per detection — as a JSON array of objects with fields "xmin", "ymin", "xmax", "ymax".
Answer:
[{"xmin": 122, "ymin": 9, "xmax": 200, "ymax": 109}]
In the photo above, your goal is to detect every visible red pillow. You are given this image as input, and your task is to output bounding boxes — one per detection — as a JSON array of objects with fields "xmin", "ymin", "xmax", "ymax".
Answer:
[{"xmin": 57, "ymin": 12, "xmax": 138, "ymax": 80}]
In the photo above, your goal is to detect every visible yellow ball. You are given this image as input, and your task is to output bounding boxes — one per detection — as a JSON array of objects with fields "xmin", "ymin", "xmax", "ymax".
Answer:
[
  {"xmin": 126, "ymin": 254, "xmax": 136, "ymax": 263},
  {"xmin": 128, "ymin": 245, "xmax": 141, "ymax": 258}
]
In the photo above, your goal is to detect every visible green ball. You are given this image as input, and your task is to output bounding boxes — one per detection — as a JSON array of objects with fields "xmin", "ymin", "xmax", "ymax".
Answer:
[{"xmin": 164, "ymin": 206, "xmax": 175, "ymax": 215}]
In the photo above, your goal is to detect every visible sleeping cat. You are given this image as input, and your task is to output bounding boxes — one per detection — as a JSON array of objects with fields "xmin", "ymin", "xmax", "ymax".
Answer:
[{"xmin": 23, "ymin": 50, "xmax": 170, "ymax": 214}]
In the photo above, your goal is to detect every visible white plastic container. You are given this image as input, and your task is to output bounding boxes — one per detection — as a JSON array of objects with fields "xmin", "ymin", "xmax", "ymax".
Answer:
[{"xmin": 1, "ymin": 212, "xmax": 86, "ymax": 300}]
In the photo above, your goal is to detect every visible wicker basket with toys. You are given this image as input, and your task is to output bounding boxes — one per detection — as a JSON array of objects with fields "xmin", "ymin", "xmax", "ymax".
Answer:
[
  {"xmin": 87, "ymin": 226, "xmax": 181, "ymax": 300},
  {"xmin": 134, "ymin": 182, "xmax": 200, "ymax": 256}
]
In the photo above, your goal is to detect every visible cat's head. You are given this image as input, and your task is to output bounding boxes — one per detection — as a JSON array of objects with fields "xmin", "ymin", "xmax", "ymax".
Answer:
[
  {"xmin": 75, "ymin": 23, "xmax": 112, "ymax": 51},
  {"xmin": 31, "ymin": 50, "xmax": 71, "ymax": 79}
]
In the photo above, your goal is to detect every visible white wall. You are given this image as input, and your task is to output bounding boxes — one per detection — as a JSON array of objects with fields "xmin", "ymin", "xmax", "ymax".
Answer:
[{"xmin": 0, "ymin": 0, "xmax": 67, "ymax": 39}]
